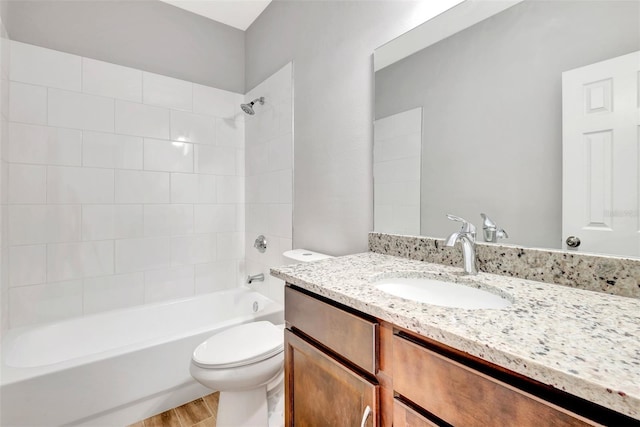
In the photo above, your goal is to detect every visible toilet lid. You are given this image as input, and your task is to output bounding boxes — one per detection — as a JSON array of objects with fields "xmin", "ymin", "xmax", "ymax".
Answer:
[{"xmin": 192, "ymin": 321, "xmax": 284, "ymax": 369}]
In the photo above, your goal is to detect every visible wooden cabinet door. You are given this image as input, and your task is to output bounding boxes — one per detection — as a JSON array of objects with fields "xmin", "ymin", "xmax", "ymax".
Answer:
[{"xmin": 285, "ymin": 329, "xmax": 378, "ymax": 427}]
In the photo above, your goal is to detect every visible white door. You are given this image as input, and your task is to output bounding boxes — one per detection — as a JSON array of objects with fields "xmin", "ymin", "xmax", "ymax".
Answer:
[{"xmin": 562, "ymin": 50, "xmax": 640, "ymax": 257}]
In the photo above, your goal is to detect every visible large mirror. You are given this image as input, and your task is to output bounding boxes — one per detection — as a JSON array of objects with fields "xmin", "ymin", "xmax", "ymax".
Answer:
[{"xmin": 373, "ymin": 0, "xmax": 640, "ymax": 258}]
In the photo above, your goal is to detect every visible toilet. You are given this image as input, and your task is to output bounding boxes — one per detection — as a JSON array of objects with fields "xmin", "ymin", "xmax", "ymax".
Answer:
[{"xmin": 190, "ymin": 249, "xmax": 333, "ymax": 427}]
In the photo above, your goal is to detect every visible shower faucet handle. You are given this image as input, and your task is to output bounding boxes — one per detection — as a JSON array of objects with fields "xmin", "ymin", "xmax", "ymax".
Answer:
[{"xmin": 254, "ymin": 235, "xmax": 267, "ymax": 253}]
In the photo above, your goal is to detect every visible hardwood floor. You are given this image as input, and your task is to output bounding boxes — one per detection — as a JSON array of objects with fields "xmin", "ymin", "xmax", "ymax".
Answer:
[{"xmin": 128, "ymin": 392, "xmax": 219, "ymax": 427}]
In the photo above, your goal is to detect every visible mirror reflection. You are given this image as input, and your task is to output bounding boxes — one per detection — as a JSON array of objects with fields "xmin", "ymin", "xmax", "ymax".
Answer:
[{"xmin": 374, "ymin": 0, "xmax": 640, "ymax": 257}]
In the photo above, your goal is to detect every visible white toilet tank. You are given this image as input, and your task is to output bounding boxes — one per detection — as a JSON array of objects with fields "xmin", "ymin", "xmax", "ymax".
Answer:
[{"xmin": 282, "ymin": 249, "xmax": 333, "ymax": 264}]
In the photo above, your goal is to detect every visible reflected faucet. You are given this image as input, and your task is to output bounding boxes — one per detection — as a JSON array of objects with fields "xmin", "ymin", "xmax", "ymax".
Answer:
[
  {"xmin": 480, "ymin": 213, "xmax": 508, "ymax": 243},
  {"xmin": 444, "ymin": 214, "xmax": 478, "ymax": 275}
]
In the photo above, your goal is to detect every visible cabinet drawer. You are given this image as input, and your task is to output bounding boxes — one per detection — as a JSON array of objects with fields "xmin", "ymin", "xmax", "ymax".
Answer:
[
  {"xmin": 393, "ymin": 335, "xmax": 601, "ymax": 427},
  {"xmin": 393, "ymin": 399, "xmax": 439, "ymax": 427},
  {"xmin": 285, "ymin": 286, "xmax": 377, "ymax": 374}
]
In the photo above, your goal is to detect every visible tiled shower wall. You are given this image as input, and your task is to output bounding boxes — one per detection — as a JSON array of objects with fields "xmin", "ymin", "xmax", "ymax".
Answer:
[
  {"xmin": 6, "ymin": 41, "xmax": 246, "ymax": 328},
  {"xmin": 245, "ymin": 63, "xmax": 293, "ymax": 305},
  {"xmin": 373, "ymin": 107, "xmax": 421, "ymax": 235},
  {"xmin": 0, "ymin": 17, "xmax": 9, "ymax": 334}
]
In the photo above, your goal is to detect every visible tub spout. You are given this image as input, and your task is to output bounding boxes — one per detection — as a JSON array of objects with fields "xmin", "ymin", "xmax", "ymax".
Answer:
[{"xmin": 247, "ymin": 273, "xmax": 265, "ymax": 284}]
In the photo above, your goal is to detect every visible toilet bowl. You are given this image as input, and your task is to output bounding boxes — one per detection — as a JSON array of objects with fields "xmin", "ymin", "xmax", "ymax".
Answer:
[
  {"xmin": 190, "ymin": 321, "xmax": 284, "ymax": 427},
  {"xmin": 190, "ymin": 249, "xmax": 333, "ymax": 426}
]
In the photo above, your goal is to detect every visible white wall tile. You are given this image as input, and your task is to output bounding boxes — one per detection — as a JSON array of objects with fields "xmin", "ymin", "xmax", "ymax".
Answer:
[
  {"xmin": 9, "ymin": 205, "xmax": 80, "ymax": 245},
  {"xmin": 9, "ymin": 82, "xmax": 46, "ymax": 124},
  {"xmin": 143, "ymin": 138, "xmax": 193, "ymax": 173},
  {"xmin": 373, "ymin": 204, "xmax": 393, "ymax": 233},
  {"xmin": 47, "ymin": 240, "xmax": 114, "ymax": 282},
  {"xmin": 277, "ymin": 170, "xmax": 293, "ymax": 203},
  {"xmin": 236, "ymin": 148, "xmax": 245, "ymax": 177},
  {"xmin": 10, "ymin": 280, "xmax": 83, "ymax": 327},
  {"xmin": 254, "ymin": 171, "xmax": 279, "ymax": 203},
  {"xmin": 1, "ymin": 35, "xmax": 10, "ymax": 81},
  {"xmin": 11, "ymin": 41, "xmax": 81, "ymax": 91},
  {"xmin": 9, "ymin": 244, "xmax": 46, "ymax": 286},
  {"xmin": 83, "ymin": 272, "xmax": 145, "ymax": 314},
  {"xmin": 193, "ymin": 84, "xmax": 240, "ymax": 118},
  {"xmin": 267, "ymin": 132, "xmax": 293, "ymax": 172},
  {"xmin": 115, "ymin": 170, "xmax": 170, "ymax": 203},
  {"xmin": 236, "ymin": 204, "xmax": 245, "ymax": 235},
  {"xmin": 170, "ymin": 110, "xmax": 215, "ymax": 144},
  {"xmin": 374, "ymin": 132, "xmax": 421, "ymax": 162},
  {"xmin": 48, "ymin": 88, "xmax": 114, "ymax": 132},
  {"xmin": 115, "ymin": 236, "xmax": 170, "ymax": 273},
  {"xmin": 373, "ymin": 157, "xmax": 421, "ymax": 183},
  {"xmin": 171, "ymin": 173, "xmax": 217, "ymax": 204},
  {"xmin": 115, "ymin": 100, "xmax": 170, "ymax": 139},
  {"xmin": 5, "ymin": 44, "xmax": 255, "ymax": 320},
  {"xmin": 8, "ymin": 122, "xmax": 82, "ymax": 166},
  {"xmin": 194, "ymin": 204, "xmax": 237, "ymax": 233},
  {"xmin": 198, "ymin": 175, "xmax": 217, "ymax": 204},
  {"xmin": 195, "ymin": 145, "xmax": 236, "ymax": 175},
  {"xmin": 83, "ymin": 131, "xmax": 143, "ymax": 170},
  {"xmin": 170, "ymin": 173, "xmax": 197, "ymax": 203},
  {"xmin": 216, "ymin": 116, "xmax": 244, "ymax": 147},
  {"xmin": 143, "ymin": 72, "xmax": 192, "ymax": 111},
  {"xmin": 1, "ymin": 74, "xmax": 8, "ymax": 120},
  {"xmin": 170, "ymin": 234, "xmax": 217, "ymax": 266},
  {"xmin": 268, "ymin": 204, "xmax": 293, "ymax": 239},
  {"xmin": 47, "ymin": 166, "xmax": 114, "ymax": 203},
  {"xmin": 245, "ymin": 203, "xmax": 268, "ymax": 234},
  {"xmin": 82, "ymin": 57, "xmax": 142, "ymax": 102},
  {"xmin": 245, "ymin": 142, "xmax": 268, "ymax": 176},
  {"xmin": 217, "ymin": 175, "xmax": 244, "ymax": 203},
  {"xmin": 194, "ymin": 261, "xmax": 236, "ymax": 294},
  {"xmin": 374, "ymin": 107, "xmax": 422, "ymax": 141},
  {"xmin": 143, "ymin": 204, "xmax": 194, "ymax": 237},
  {"xmin": 9, "ymin": 163, "xmax": 46, "ymax": 203},
  {"xmin": 144, "ymin": 265, "xmax": 194, "ymax": 303},
  {"xmin": 217, "ymin": 232, "xmax": 244, "ymax": 260},
  {"xmin": 82, "ymin": 205, "xmax": 143, "ymax": 240}
]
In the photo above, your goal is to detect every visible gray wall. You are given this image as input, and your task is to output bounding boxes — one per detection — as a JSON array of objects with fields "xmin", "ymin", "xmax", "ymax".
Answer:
[
  {"xmin": 6, "ymin": 0, "xmax": 245, "ymax": 92},
  {"xmin": 246, "ymin": 0, "xmax": 420, "ymax": 256},
  {"xmin": 376, "ymin": 0, "xmax": 639, "ymax": 249}
]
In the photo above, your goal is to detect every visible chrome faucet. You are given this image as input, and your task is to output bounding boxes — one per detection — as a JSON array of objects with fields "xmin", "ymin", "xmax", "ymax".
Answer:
[
  {"xmin": 444, "ymin": 214, "xmax": 478, "ymax": 275},
  {"xmin": 480, "ymin": 213, "xmax": 508, "ymax": 243},
  {"xmin": 247, "ymin": 273, "xmax": 265, "ymax": 284}
]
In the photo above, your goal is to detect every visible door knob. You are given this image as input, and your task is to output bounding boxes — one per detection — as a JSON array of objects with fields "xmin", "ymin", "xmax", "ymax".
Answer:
[{"xmin": 566, "ymin": 236, "xmax": 581, "ymax": 248}]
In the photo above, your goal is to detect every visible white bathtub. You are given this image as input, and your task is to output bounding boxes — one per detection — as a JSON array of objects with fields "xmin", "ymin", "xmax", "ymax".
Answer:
[{"xmin": 0, "ymin": 287, "xmax": 284, "ymax": 427}]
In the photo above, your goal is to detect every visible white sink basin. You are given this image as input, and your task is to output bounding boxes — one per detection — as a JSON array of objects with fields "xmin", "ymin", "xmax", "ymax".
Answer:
[{"xmin": 374, "ymin": 277, "xmax": 512, "ymax": 309}]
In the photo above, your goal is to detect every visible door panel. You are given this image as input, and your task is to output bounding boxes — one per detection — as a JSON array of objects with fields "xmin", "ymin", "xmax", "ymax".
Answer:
[
  {"xmin": 284, "ymin": 330, "xmax": 378, "ymax": 427},
  {"xmin": 562, "ymin": 50, "xmax": 640, "ymax": 256}
]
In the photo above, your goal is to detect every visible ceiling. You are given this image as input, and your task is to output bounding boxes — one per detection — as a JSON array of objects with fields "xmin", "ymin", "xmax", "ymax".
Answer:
[{"xmin": 159, "ymin": 0, "xmax": 272, "ymax": 31}]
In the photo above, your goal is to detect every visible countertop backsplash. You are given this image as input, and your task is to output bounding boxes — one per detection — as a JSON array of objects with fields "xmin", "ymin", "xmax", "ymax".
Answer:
[{"xmin": 369, "ymin": 233, "xmax": 640, "ymax": 299}]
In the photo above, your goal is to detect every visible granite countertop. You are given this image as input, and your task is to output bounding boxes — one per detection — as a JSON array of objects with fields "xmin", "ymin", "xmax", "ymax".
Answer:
[{"xmin": 271, "ymin": 252, "xmax": 640, "ymax": 420}]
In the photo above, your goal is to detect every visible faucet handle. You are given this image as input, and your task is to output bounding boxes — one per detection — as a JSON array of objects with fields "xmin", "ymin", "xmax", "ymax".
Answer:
[
  {"xmin": 480, "ymin": 213, "xmax": 508, "ymax": 242},
  {"xmin": 480, "ymin": 213, "xmax": 496, "ymax": 228},
  {"xmin": 446, "ymin": 214, "xmax": 476, "ymax": 234}
]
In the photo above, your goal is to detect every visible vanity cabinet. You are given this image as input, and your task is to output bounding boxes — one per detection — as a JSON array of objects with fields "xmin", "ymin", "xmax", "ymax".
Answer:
[{"xmin": 284, "ymin": 285, "xmax": 639, "ymax": 427}]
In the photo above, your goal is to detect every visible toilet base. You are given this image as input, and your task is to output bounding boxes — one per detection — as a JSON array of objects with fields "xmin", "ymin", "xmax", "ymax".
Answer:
[{"xmin": 217, "ymin": 386, "xmax": 268, "ymax": 427}]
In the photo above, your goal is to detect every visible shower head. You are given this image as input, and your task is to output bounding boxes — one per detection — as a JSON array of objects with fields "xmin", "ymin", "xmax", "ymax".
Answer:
[{"xmin": 240, "ymin": 97, "xmax": 264, "ymax": 115}]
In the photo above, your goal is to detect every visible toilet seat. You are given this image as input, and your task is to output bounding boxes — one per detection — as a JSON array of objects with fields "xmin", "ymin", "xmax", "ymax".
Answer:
[{"xmin": 192, "ymin": 321, "xmax": 284, "ymax": 369}]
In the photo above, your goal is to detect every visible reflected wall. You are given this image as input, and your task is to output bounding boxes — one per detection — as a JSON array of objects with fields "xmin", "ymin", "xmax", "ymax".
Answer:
[{"xmin": 375, "ymin": 0, "xmax": 640, "ymax": 250}]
